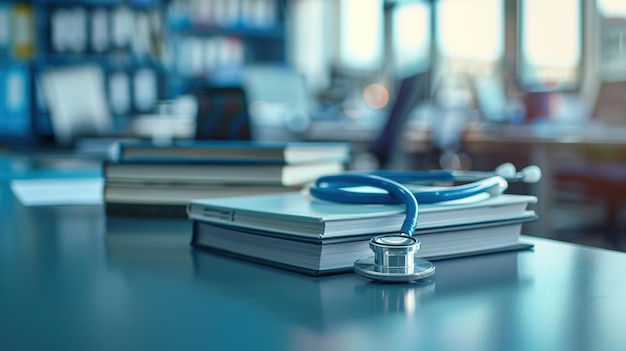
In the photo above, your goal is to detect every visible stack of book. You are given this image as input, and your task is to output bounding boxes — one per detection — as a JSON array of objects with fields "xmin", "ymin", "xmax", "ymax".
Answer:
[
  {"xmin": 187, "ymin": 189, "xmax": 538, "ymax": 276},
  {"xmin": 103, "ymin": 140, "xmax": 352, "ymax": 217}
]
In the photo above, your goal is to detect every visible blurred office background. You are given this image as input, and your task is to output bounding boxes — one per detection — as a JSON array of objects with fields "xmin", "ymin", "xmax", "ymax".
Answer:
[{"xmin": 2, "ymin": 0, "xmax": 626, "ymax": 249}]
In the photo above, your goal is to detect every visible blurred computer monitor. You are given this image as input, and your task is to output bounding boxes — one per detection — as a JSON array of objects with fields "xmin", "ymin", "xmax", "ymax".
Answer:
[
  {"xmin": 39, "ymin": 65, "xmax": 112, "ymax": 146},
  {"xmin": 242, "ymin": 65, "xmax": 314, "ymax": 140}
]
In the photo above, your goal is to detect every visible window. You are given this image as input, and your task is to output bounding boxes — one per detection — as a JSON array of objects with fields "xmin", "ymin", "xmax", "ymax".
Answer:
[
  {"xmin": 338, "ymin": 0, "xmax": 384, "ymax": 70},
  {"xmin": 434, "ymin": 0, "xmax": 504, "ymax": 120},
  {"xmin": 391, "ymin": 0, "xmax": 431, "ymax": 76},
  {"xmin": 436, "ymin": 0, "xmax": 504, "ymax": 75},
  {"xmin": 598, "ymin": 0, "xmax": 626, "ymax": 17},
  {"xmin": 597, "ymin": 0, "xmax": 626, "ymax": 80},
  {"xmin": 519, "ymin": 0, "xmax": 582, "ymax": 90},
  {"xmin": 288, "ymin": 0, "xmax": 334, "ymax": 91}
]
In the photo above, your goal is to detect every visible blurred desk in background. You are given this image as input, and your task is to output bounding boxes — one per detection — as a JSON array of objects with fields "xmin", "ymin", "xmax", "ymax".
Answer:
[
  {"xmin": 302, "ymin": 119, "xmax": 386, "ymax": 169},
  {"xmin": 129, "ymin": 114, "xmax": 196, "ymax": 141},
  {"xmin": 303, "ymin": 118, "xmax": 432, "ymax": 170},
  {"xmin": 303, "ymin": 119, "xmax": 382, "ymax": 143},
  {"xmin": 404, "ymin": 122, "xmax": 626, "ymax": 243}
]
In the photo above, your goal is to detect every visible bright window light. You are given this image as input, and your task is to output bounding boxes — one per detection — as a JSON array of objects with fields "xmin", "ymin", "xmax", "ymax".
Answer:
[
  {"xmin": 436, "ymin": 0, "xmax": 503, "ymax": 61},
  {"xmin": 339, "ymin": 0, "xmax": 383, "ymax": 70},
  {"xmin": 520, "ymin": 0, "xmax": 581, "ymax": 89},
  {"xmin": 598, "ymin": 0, "xmax": 626, "ymax": 18},
  {"xmin": 392, "ymin": 1, "xmax": 430, "ymax": 74}
]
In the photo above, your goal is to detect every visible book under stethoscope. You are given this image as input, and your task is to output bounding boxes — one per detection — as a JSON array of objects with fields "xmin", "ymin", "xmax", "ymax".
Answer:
[{"xmin": 308, "ymin": 163, "xmax": 542, "ymax": 283}]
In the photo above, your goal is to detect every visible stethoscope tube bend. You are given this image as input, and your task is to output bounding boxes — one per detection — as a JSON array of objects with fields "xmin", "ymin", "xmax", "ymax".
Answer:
[{"xmin": 312, "ymin": 173, "xmax": 419, "ymax": 235}]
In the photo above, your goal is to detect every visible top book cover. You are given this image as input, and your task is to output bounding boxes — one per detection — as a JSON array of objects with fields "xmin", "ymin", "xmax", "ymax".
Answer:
[
  {"xmin": 110, "ymin": 140, "xmax": 352, "ymax": 165},
  {"xmin": 188, "ymin": 191, "xmax": 538, "ymax": 238}
]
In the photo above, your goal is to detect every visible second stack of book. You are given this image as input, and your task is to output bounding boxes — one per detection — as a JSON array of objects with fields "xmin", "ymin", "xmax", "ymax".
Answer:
[{"xmin": 103, "ymin": 140, "xmax": 352, "ymax": 217}]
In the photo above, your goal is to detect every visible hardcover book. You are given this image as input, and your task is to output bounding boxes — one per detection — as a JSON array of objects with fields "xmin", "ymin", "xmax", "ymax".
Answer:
[
  {"xmin": 103, "ymin": 161, "xmax": 345, "ymax": 187},
  {"xmin": 110, "ymin": 140, "xmax": 352, "ymax": 165},
  {"xmin": 104, "ymin": 181, "xmax": 297, "ymax": 205},
  {"xmin": 191, "ymin": 216, "xmax": 536, "ymax": 276},
  {"xmin": 187, "ymin": 191, "xmax": 538, "ymax": 238}
]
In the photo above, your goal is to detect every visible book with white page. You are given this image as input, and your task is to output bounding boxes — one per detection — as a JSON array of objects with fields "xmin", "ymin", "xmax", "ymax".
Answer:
[
  {"xmin": 103, "ymin": 161, "xmax": 345, "ymax": 187},
  {"xmin": 190, "ymin": 215, "xmax": 536, "ymax": 276},
  {"xmin": 110, "ymin": 140, "xmax": 352, "ymax": 165},
  {"xmin": 187, "ymin": 190, "xmax": 538, "ymax": 239}
]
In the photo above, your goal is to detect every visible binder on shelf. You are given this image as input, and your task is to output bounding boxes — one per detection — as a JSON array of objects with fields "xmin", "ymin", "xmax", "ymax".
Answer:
[
  {"xmin": 0, "ymin": 65, "xmax": 30, "ymax": 139},
  {"xmin": 0, "ymin": 4, "xmax": 10, "ymax": 54},
  {"xmin": 11, "ymin": 3, "xmax": 35, "ymax": 60}
]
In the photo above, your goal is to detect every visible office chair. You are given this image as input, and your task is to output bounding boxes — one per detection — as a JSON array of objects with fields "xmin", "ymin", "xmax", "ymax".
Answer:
[
  {"xmin": 368, "ymin": 71, "xmax": 432, "ymax": 169},
  {"xmin": 193, "ymin": 86, "xmax": 252, "ymax": 141}
]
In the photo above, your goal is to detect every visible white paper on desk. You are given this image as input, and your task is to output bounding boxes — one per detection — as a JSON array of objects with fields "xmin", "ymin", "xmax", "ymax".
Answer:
[{"xmin": 10, "ymin": 178, "xmax": 104, "ymax": 206}]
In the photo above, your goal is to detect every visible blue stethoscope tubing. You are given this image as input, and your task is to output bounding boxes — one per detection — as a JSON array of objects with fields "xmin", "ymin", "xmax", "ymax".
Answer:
[
  {"xmin": 311, "ymin": 171, "xmax": 508, "ymax": 204},
  {"xmin": 311, "ymin": 173, "xmax": 420, "ymax": 235},
  {"xmin": 309, "ymin": 172, "xmax": 508, "ymax": 235}
]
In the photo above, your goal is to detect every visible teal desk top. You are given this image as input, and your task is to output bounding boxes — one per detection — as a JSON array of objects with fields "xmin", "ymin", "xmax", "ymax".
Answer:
[{"xmin": 2, "ymin": 155, "xmax": 626, "ymax": 351}]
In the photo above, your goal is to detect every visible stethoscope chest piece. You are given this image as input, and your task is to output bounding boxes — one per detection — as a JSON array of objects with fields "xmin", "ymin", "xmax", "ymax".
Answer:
[{"xmin": 354, "ymin": 234, "xmax": 435, "ymax": 283}]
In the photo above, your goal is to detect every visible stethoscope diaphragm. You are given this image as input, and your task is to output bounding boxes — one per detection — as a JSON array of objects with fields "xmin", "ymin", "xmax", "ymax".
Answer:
[{"xmin": 353, "ymin": 234, "xmax": 435, "ymax": 282}]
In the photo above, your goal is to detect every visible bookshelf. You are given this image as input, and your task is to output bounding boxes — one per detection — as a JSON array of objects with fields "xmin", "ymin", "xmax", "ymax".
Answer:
[
  {"xmin": 164, "ymin": 0, "xmax": 287, "ymax": 96},
  {"xmin": 0, "ymin": 0, "xmax": 287, "ymax": 147},
  {"xmin": 34, "ymin": 0, "xmax": 166, "ymax": 144}
]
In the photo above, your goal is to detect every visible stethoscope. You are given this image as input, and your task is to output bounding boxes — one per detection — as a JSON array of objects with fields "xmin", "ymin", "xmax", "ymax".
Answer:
[{"xmin": 309, "ymin": 163, "xmax": 542, "ymax": 283}]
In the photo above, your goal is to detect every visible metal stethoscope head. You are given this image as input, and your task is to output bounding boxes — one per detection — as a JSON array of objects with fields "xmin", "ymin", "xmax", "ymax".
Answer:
[
  {"xmin": 353, "ymin": 234, "xmax": 436, "ymax": 282},
  {"xmin": 310, "ymin": 163, "xmax": 541, "ymax": 283}
]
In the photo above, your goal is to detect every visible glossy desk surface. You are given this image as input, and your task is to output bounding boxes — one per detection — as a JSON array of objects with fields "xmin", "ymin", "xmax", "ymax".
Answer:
[{"xmin": 2, "ymin": 155, "xmax": 626, "ymax": 351}]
